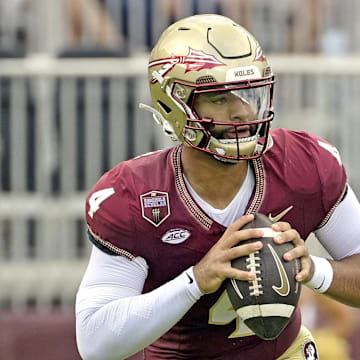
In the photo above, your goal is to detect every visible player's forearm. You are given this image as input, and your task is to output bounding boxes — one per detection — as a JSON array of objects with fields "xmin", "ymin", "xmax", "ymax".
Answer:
[
  {"xmin": 76, "ymin": 267, "xmax": 202, "ymax": 360},
  {"xmin": 326, "ymin": 254, "xmax": 360, "ymax": 307},
  {"xmin": 310, "ymin": 185, "xmax": 360, "ymax": 307}
]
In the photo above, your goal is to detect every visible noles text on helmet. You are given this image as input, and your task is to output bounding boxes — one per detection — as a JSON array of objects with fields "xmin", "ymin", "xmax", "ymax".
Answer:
[{"xmin": 141, "ymin": 14, "xmax": 275, "ymax": 163}]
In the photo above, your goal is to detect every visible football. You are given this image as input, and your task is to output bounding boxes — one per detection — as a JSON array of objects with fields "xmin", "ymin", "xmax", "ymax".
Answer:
[{"xmin": 225, "ymin": 213, "xmax": 301, "ymax": 340}]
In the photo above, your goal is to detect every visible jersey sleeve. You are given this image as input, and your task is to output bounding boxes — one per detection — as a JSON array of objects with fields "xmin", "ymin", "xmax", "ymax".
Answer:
[
  {"xmin": 85, "ymin": 164, "xmax": 137, "ymax": 258},
  {"xmin": 308, "ymin": 134, "xmax": 347, "ymax": 228}
]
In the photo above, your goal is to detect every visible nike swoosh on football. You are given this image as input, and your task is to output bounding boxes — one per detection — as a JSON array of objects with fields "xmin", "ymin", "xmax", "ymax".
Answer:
[
  {"xmin": 267, "ymin": 244, "xmax": 290, "ymax": 297},
  {"xmin": 268, "ymin": 205, "xmax": 294, "ymax": 223}
]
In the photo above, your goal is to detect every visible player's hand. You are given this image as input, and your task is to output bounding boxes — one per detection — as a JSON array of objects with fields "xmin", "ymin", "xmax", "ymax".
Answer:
[
  {"xmin": 271, "ymin": 222, "xmax": 313, "ymax": 282},
  {"xmin": 193, "ymin": 214, "xmax": 264, "ymax": 294}
]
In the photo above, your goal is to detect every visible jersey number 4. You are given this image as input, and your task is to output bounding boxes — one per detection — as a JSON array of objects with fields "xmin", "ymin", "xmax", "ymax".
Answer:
[
  {"xmin": 88, "ymin": 188, "xmax": 115, "ymax": 218},
  {"xmin": 209, "ymin": 290, "xmax": 254, "ymax": 338}
]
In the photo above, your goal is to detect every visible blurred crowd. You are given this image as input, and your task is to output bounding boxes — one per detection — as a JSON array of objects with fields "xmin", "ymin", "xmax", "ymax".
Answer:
[{"xmin": 0, "ymin": 0, "xmax": 356, "ymax": 57}]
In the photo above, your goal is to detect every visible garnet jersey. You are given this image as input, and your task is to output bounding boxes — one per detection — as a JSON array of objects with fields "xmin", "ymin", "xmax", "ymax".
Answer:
[{"xmin": 85, "ymin": 128, "xmax": 347, "ymax": 360}]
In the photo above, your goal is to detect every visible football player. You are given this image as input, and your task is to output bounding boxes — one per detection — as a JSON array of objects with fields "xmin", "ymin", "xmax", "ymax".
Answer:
[{"xmin": 76, "ymin": 14, "xmax": 360, "ymax": 360}]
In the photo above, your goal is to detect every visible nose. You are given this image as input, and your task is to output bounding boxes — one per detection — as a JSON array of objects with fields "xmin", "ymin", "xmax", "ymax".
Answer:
[{"xmin": 228, "ymin": 98, "xmax": 254, "ymax": 122}]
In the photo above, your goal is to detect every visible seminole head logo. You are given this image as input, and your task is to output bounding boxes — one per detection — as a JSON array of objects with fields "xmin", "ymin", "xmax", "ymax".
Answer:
[{"xmin": 149, "ymin": 47, "xmax": 225, "ymax": 84}]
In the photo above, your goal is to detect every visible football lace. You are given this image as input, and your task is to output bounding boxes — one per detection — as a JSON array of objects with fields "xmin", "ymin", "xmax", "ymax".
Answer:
[{"xmin": 246, "ymin": 251, "xmax": 263, "ymax": 296}]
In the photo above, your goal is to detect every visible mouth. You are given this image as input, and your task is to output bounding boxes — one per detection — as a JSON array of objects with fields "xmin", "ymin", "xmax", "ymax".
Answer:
[
  {"xmin": 225, "ymin": 125, "xmax": 251, "ymax": 139},
  {"xmin": 214, "ymin": 125, "xmax": 258, "ymax": 143}
]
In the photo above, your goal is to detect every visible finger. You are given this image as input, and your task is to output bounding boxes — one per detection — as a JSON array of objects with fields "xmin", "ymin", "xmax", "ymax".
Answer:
[
  {"xmin": 273, "ymin": 229, "xmax": 300, "ymax": 245},
  {"xmin": 283, "ymin": 244, "xmax": 308, "ymax": 262},
  {"xmin": 220, "ymin": 228, "xmax": 264, "ymax": 249},
  {"xmin": 226, "ymin": 240, "xmax": 263, "ymax": 260},
  {"xmin": 296, "ymin": 257, "xmax": 312, "ymax": 282},
  {"xmin": 225, "ymin": 214, "xmax": 254, "ymax": 235},
  {"xmin": 223, "ymin": 266, "xmax": 257, "ymax": 281},
  {"xmin": 272, "ymin": 221, "xmax": 291, "ymax": 232},
  {"xmin": 296, "ymin": 269, "xmax": 308, "ymax": 282}
]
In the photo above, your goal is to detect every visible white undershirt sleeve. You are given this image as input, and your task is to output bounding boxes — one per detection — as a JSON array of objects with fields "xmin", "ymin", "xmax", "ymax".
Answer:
[
  {"xmin": 315, "ymin": 184, "xmax": 360, "ymax": 260},
  {"xmin": 75, "ymin": 246, "xmax": 203, "ymax": 360}
]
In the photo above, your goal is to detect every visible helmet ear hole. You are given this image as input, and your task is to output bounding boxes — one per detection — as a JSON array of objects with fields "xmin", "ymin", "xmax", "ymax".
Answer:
[{"xmin": 157, "ymin": 100, "xmax": 172, "ymax": 114}]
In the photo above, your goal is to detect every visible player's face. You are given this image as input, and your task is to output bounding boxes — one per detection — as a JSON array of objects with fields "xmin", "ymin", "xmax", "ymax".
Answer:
[{"xmin": 194, "ymin": 90, "xmax": 258, "ymax": 140}]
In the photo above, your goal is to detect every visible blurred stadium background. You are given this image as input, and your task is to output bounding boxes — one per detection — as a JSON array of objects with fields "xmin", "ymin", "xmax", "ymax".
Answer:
[{"xmin": 0, "ymin": 0, "xmax": 360, "ymax": 359}]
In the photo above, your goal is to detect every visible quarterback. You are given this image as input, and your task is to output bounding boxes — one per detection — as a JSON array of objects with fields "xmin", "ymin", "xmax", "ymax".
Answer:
[{"xmin": 76, "ymin": 15, "xmax": 360, "ymax": 360}]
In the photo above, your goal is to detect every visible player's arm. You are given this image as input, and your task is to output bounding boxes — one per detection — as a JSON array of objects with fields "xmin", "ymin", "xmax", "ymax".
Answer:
[
  {"xmin": 273, "ymin": 185, "xmax": 360, "ymax": 308},
  {"xmin": 326, "ymin": 254, "xmax": 360, "ymax": 307},
  {"xmin": 76, "ymin": 246, "xmax": 203, "ymax": 360},
  {"xmin": 76, "ymin": 215, "xmax": 263, "ymax": 360},
  {"xmin": 313, "ymin": 185, "xmax": 360, "ymax": 307}
]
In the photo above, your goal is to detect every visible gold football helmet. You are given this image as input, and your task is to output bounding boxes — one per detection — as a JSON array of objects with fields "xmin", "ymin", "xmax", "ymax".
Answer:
[{"xmin": 143, "ymin": 14, "xmax": 275, "ymax": 162}]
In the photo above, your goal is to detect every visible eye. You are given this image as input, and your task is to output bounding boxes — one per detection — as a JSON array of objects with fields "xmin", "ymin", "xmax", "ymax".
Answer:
[{"xmin": 210, "ymin": 96, "xmax": 227, "ymax": 105}]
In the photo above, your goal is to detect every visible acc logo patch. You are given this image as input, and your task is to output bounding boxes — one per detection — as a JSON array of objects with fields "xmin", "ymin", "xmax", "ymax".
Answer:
[
  {"xmin": 140, "ymin": 191, "xmax": 170, "ymax": 227},
  {"xmin": 161, "ymin": 228, "xmax": 191, "ymax": 244},
  {"xmin": 302, "ymin": 340, "xmax": 318, "ymax": 360}
]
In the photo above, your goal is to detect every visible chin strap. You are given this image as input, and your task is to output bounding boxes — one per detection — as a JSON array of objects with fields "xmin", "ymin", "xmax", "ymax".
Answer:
[
  {"xmin": 256, "ymin": 132, "xmax": 273, "ymax": 154},
  {"xmin": 139, "ymin": 103, "xmax": 178, "ymax": 141}
]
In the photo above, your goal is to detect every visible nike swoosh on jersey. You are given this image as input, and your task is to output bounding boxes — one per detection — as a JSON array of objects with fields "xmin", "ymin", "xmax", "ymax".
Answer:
[
  {"xmin": 267, "ymin": 243, "xmax": 290, "ymax": 297},
  {"xmin": 268, "ymin": 205, "xmax": 294, "ymax": 223}
]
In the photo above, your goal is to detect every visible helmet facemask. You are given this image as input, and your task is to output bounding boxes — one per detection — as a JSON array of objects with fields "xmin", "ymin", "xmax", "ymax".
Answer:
[{"xmin": 170, "ymin": 76, "xmax": 275, "ymax": 162}]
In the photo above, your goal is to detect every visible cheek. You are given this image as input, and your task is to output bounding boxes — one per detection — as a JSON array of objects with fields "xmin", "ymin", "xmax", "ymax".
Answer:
[
  {"xmin": 194, "ymin": 104, "xmax": 223, "ymax": 120},
  {"xmin": 193, "ymin": 102, "xmax": 206, "ymax": 118}
]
